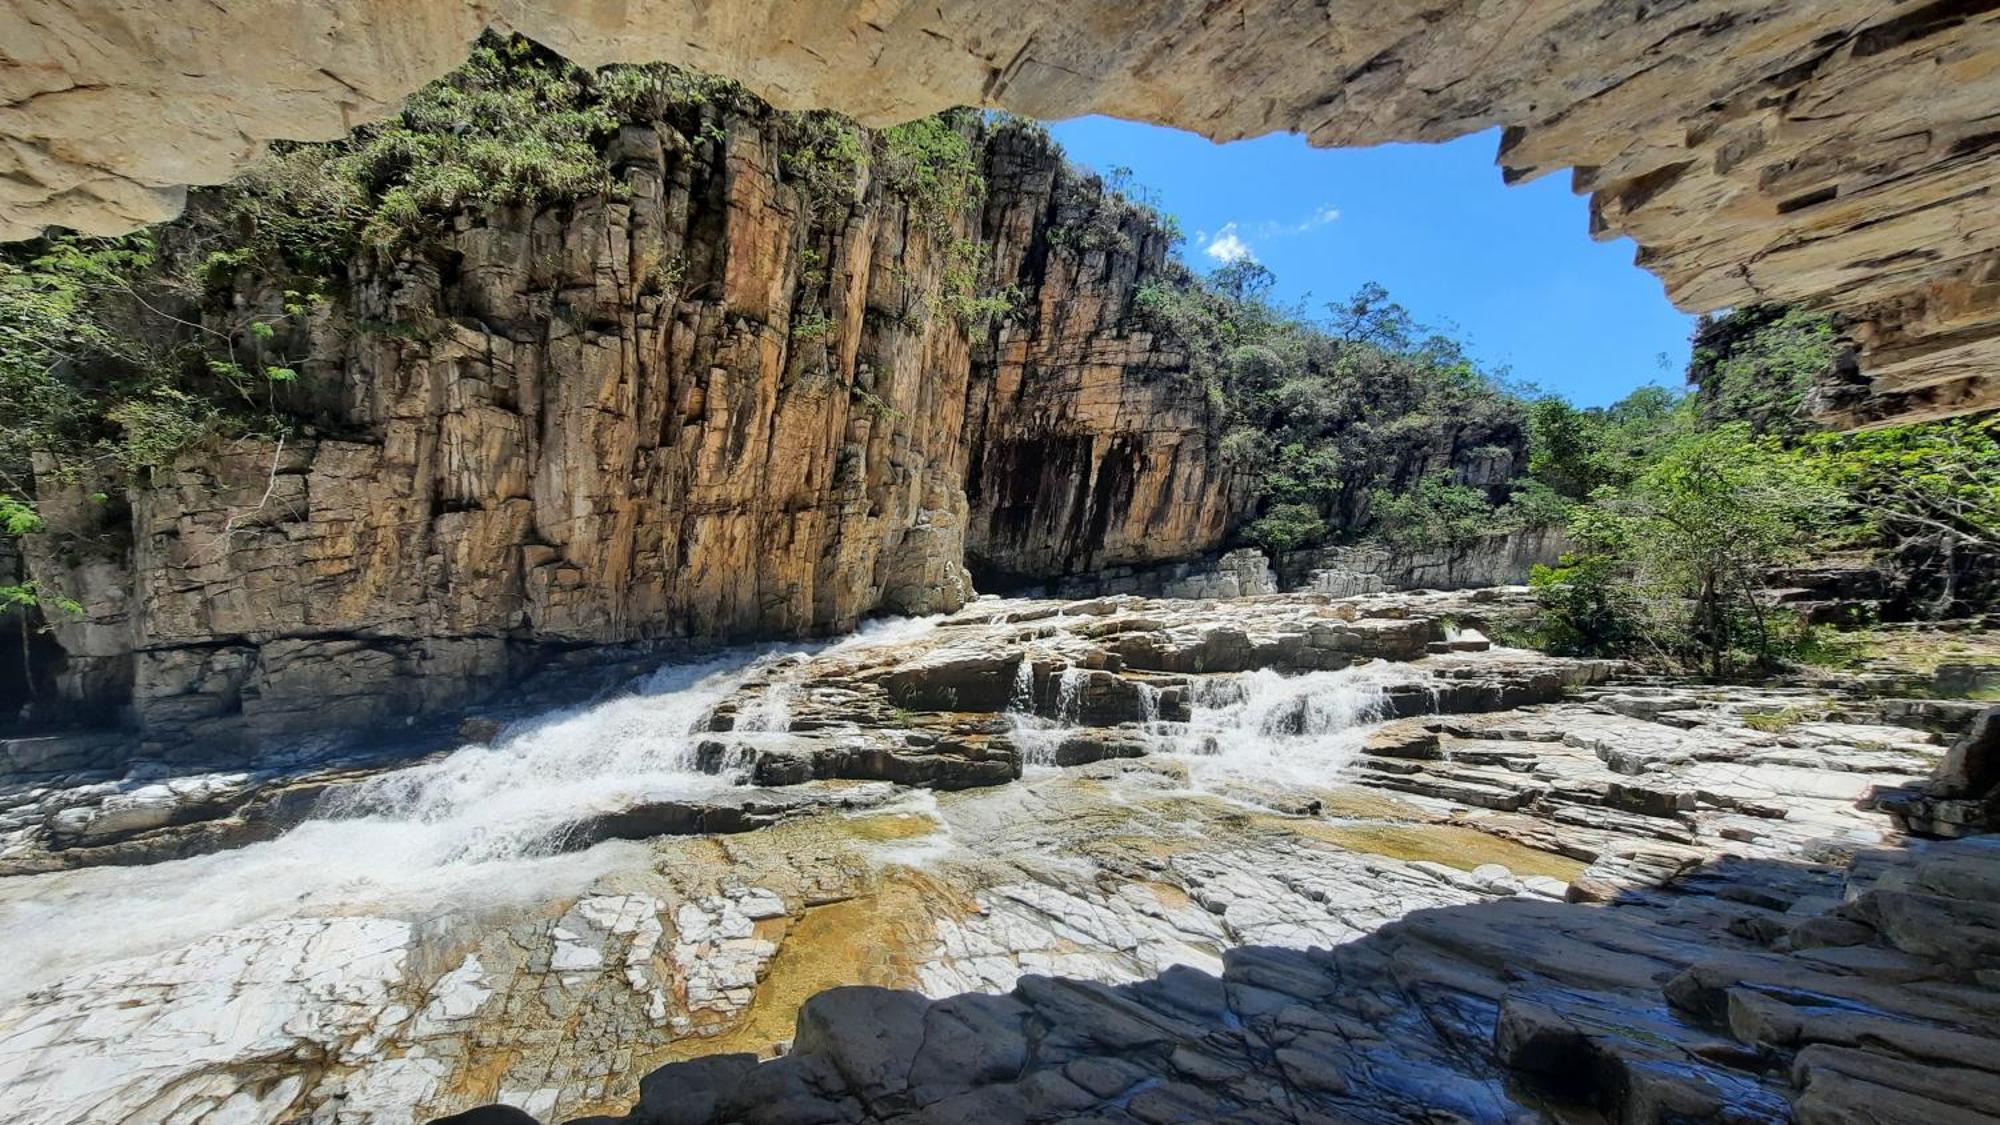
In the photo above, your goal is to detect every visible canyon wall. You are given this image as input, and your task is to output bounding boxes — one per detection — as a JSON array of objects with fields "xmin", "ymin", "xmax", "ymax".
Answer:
[
  {"xmin": 1279, "ymin": 527, "xmax": 1573, "ymax": 595},
  {"xmin": 14, "ymin": 115, "xmax": 1239, "ymax": 761},
  {"xmin": 5, "ymin": 2, "xmax": 1999, "ymax": 428},
  {"xmin": 962, "ymin": 132, "xmax": 1243, "ymax": 583}
]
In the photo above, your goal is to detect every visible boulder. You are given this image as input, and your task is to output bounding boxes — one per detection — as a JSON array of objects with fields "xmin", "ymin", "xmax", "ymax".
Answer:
[
  {"xmin": 1361, "ymin": 722, "xmax": 1444, "ymax": 761},
  {"xmin": 1054, "ymin": 733, "xmax": 1151, "ymax": 767},
  {"xmin": 629, "ymin": 1053, "xmax": 760, "ymax": 1125}
]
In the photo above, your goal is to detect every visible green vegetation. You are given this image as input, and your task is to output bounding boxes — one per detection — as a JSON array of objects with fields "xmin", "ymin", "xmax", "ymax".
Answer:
[
  {"xmin": 1128, "ymin": 269, "xmax": 1537, "ymax": 555},
  {"xmin": 1535, "ymin": 419, "xmax": 1839, "ymax": 675},
  {"xmin": 0, "ymin": 34, "xmax": 1013, "ymax": 554},
  {"xmin": 1527, "ymin": 305, "xmax": 2000, "ymax": 676},
  {"xmin": 1689, "ymin": 304, "xmax": 1839, "ymax": 436},
  {"xmin": 879, "ymin": 115, "xmax": 985, "ymax": 232},
  {"xmin": 4, "ymin": 35, "xmax": 1991, "ymax": 690}
]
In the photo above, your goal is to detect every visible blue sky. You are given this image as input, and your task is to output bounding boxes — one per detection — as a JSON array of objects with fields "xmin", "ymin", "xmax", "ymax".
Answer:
[{"xmin": 1045, "ymin": 117, "xmax": 1696, "ymax": 408}]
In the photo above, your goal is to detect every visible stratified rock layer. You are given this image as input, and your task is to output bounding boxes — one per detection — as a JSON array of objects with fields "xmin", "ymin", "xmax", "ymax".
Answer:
[
  {"xmin": 17, "ymin": 116, "xmax": 1241, "ymax": 759},
  {"xmin": 6, "ymin": 2, "xmax": 2000, "ymax": 425},
  {"xmin": 4, "ymin": 590, "xmax": 1992, "ymax": 1123}
]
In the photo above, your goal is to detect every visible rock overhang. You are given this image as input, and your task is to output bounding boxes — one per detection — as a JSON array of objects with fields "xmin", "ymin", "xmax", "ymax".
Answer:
[{"xmin": 4, "ymin": 1, "xmax": 1999, "ymax": 426}]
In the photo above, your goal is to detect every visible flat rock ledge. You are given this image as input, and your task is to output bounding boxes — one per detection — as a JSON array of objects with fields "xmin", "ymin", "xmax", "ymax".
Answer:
[
  {"xmin": 439, "ymin": 834, "xmax": 2000, "ymax": 1125},
  {"xmin": 4, "ymin": 588, "xmax": 1995, "ymax": 1123},
  {"xmin": 0, "ymin": 590, "xmax": 1596, "ymax": 873}
]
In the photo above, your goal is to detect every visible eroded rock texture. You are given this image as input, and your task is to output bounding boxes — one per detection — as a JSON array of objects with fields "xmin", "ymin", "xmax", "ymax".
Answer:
[
  {"xmin": 5, "ymin": 589, "xmax": 1992, "ymax": 1123},
  {"xmin": 15, "ymin": 113, "xmax": 1237, "ymax": 759},
  {"xmin": 6, "ymin": 2, "xmax": 2000, "ymax": 425}
]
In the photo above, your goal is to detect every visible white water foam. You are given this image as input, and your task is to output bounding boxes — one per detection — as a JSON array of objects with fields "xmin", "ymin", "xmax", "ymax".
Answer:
[
  {"xmin": 0, "ymin": 613, "xmax": 944, "ymax": 1004},
  {"xmin": 1150, "ymin": 663, "xmax": 1407, "ymax": 790}
]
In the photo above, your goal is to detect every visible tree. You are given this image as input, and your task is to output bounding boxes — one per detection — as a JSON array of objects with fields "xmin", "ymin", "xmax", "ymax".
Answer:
[
  {"xmin": 1688, "ymin": 304, "xmax": 1838, "ymax": 436},
  {"xmin": 1328, "ymin": 281, "xmax": 1413, "ymax": 350},
  {"xmin": 1210, "ymin": 259, "xmax": 1276, "ymax": 303},
  {"xmin": 1371, "ymin": 477, "xmax": 1495, "ymax": 554},
  {"xmin": 1792, "ymin": 417, "xmax": 2000, "ymax": 614},
  {"xmin": 1541, "ymin": 418, "xmax": 1837, "ymax": 676}
]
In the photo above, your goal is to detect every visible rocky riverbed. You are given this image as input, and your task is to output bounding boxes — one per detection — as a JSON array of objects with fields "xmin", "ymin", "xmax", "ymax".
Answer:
[{"xmin": 0, "ymin": 589, "xmax": 1993, "ymax": 1124}]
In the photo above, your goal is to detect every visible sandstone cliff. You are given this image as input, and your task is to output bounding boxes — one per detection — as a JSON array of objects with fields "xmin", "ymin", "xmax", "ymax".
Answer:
[{"xmin": 12, "ymin": 109, "xmax": 1242, "ymax": 761}]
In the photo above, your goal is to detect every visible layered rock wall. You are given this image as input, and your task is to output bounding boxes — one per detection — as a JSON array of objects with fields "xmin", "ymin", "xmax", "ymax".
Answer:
[
  {"xmin": 15, "ymin": 115, "xmax": 1237, "ymax": 758},
  {"xmin": 962, "ymin": 130, "xmax": 1241, "ymax": 582},
  {"xmin": 1280, "ymin": 526, "xmax": 1573, "ymax": 593},
  {"xmin": 6, "ymin": 2, "xmax": 2000, "ymax": 427}
]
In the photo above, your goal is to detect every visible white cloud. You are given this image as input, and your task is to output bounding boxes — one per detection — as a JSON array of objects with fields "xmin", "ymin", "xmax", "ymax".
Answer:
[
  {"xmin": 1203, "ymin": 222, "xmax": 1255, "ymax": 264},
  {"xmin": 1256, "ymin": 204, "xmax": 1341, "ymax": 238}
]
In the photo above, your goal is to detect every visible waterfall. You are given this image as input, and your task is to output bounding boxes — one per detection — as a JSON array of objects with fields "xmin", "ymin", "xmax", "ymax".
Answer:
[
  {"xmin": 1000, "ymin": 655, "xmax": 1407, "ymax": 790},
  {"xmin": 1003, "ymin": 654, "xmax": 1068, "ymax": 769},
  {"xmin": 1136, "ymin": 682, "xmax": 1162, "ymax": 729},
  {"xmin": 736, "ymin": 677, "xmax": 800, "ymax": 733},
  {"xmin": 0, "ymin": 613, "xmax": 943, "ymax": 1002},
  {"xmin": 1010, "ymin": 656, "xmax": 1036, "ymax": 712},
  {"xmin": 1054, "ymin": 665, "xmax": 1088, "ymax": 723},
  {"xmin": 1149, "ymin": 664, "xmax": 1404, "ymax": 790}
]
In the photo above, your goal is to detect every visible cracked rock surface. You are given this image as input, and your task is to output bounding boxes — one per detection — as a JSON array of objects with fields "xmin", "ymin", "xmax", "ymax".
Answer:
[{"xmin": 0, "ymin": 590, "xmax": 1991, "ymax": 1122}]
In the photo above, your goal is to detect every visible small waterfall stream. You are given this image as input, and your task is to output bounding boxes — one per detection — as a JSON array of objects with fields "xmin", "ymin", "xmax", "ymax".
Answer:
[
  {"xmin": 1154, "ymin": 665, "xmax": 1399, "ymax": 789},
  {"xmin": 1002, "ymin": 652, "xmax": 1403, "ymax": 786},
  {"xmin": 0, "ymin": 614, "xmax": 943, "ymax": 1003}
]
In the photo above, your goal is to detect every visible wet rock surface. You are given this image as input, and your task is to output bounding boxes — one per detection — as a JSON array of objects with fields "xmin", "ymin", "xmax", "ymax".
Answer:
[{"xmin": 0, "ymin": 589, "xmax": 1991, "ymax": 1123}]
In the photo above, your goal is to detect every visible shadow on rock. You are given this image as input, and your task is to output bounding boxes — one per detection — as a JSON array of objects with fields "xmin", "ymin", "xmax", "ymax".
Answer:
[{"xmin": 430, "ymin": 836, "xmax": 2000, "ymax": 1124}]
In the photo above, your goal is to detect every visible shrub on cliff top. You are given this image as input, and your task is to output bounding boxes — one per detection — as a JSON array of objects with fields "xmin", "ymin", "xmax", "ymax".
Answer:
[{"xmin": 1133, "ymin": 273, "xmax": 1533, "ymax": 554}]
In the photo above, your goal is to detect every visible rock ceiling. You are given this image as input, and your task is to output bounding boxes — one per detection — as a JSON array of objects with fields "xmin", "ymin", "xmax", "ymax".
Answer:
[{"xmin": 4, "ymin": 0, "xmax": 1998, "ymax": 425}]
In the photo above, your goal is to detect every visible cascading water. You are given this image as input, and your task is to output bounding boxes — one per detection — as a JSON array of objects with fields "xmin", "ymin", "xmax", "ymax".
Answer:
[
  {"xmin": 1002, "ymin": 655, "xmax": 1074, "ymax": 769},
  {"xmin": 1135, "ymin": 682, "xmax": 1162, "ymax": 729},
  {"xmin": 1009, "ymin": 655, "xmax": 1036, "ymax": 712},
  {"xmin": 1152, "ymin": 664, "xmax": 1402, "ymax": 789},
  {"xmin": 1053, "ymin": 666, "xmax": 1088, "ymax": 723},
  {"xmin": 0, "ymin": 613, "xmax": 942, "ymax": 1003},
  {"xmin": 734, "ymin": 675, "xmax": 801, "ymax": 734},
  {"xmin": 1002, "ymin": 645, "xmax": 1409, "ymax": 787}
]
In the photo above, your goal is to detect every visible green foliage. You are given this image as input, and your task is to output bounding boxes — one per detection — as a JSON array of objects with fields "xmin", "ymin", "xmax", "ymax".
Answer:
[
  {"xmin": 1132, "ymin": 275, "xmax": 1530, "ymax": 555},
  {"xmin": 1788, "ymin": 415, "xmax": 2000, "ymax": 614},
  {"xmin": 333, "ymin": 35, "xmax": 622, "ymax": 251},
  {"xmin": 103, "ymin": 389, "xmax": 223, "ymax": 472},
  {"xmin": 780, "ymin": 112, "xmax": 867, "ymax": 218},
  {"xmin": 214, "ymin": 35, "xmax": 626, "ymax": 267},
  {"xmin": 1533, "ymin": 415, "xmax": 1840, "ymax": 675},
  {"xmin": 934, "ymin": 237, "xmax": 1019, "ymax": 328},
  {"xmin": 1245, "ymin": 503, "xmax": 1328, "ymax": 553},
  {"xmin": 1527, "ymin": 304, "xmax": 1997, "ymax": 668},
  {"xmin": 0, "ymin": 231, "xmax": 256, "ymax": 489},
  {"xmin": 879, "ymin": 114, "xmax": 984, "ymax": 232},
  {"xmin": 1371, "ymin": 478, "xmax": 1495, "ymax": 554},
  {"xmin": 1529, "ymin": 552, "xmax": 1645, "ymax": 657},
  {"xmin": 1690, "ymin": 305, "xmax": 1836, "ymax": 436},
  {"xmin": 1790, "ymin": 417, "xmax": 2000, "ymax": 553},
  {"xmin": 0, "ymin": 238, "xmax": 122, "ymax": 486},
  {"xmin": 1522, "ymin": 387, "xmax": 1682, "ymax": 503},
  {"xmin": 594, "ymin": 63, "xmax": 753, "ymax": 124},
  {"xmin": 791, "ymin": 311, "xmax": 836, "ymax": 342},
  {"xmin": 1043, "ymin": 155, "xmax": 1183, "ymax": 256},
  {"xmin": 0, "ymin": 497, "xmax": 41, "ymax": 537}
]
